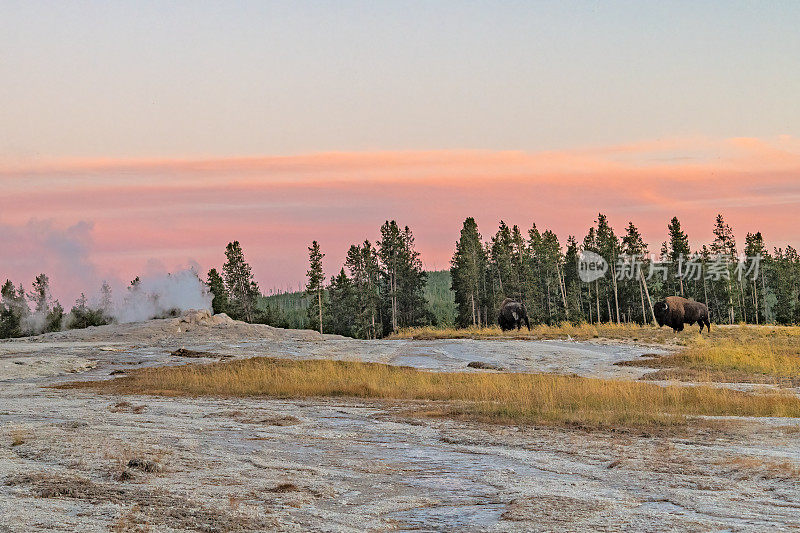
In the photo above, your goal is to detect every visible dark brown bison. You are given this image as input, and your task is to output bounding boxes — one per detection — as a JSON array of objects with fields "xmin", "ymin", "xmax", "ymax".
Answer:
[
  {"xmin": 498, "ymin": 298, "xmax": 531, "ymax": 331},
  {"xmin": 653, "ymin": 296, "xmax": 711, "ymax": 333}
]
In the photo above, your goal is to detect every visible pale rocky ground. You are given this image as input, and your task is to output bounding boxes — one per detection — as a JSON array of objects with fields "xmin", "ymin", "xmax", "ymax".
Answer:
[{"xmin": 0, "ymin": 312, "xmax": 798, "ymax": 532}]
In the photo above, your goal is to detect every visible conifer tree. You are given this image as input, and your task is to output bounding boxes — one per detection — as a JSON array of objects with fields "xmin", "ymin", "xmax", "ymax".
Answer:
[
  {"xmin": 99, "ymin": 281, "xmax": 113, "ymax": 320},
  {"xmin": 223, "ymin": 241, "xmax": 260, "ymax": 322},
  {"xmin": 450, "ymin": 217, "xmax": 486, "ymax": 327},
  {"xmin": 621, "ymin": 221, "xmax": 653, "ymax": 323},
  {"xmin": 28, "ymin": 273, "xmax": 52, "ymax": 315},
  {"xmin": 345, "ymin": 240, "xmax": 382, "ymax": 338},
  {"xmin": 710, "ymin": 214, "xmax": 737, "ymax": 324},
  {"xmin": 582, "ymin": 227, "xmax": 600, "ymax": 323},
  {"xmin": 327, "ymin": 268, "xmax": 357, "ymax": 336},
  {"xmin": 306, "ymin": 240, "xmax": 325, "ymax": 334},
  {"xmin": 0, "ymin": 280, "xmax": 24, "ymax": 338},
  {"xmin": 563, "ymin": 236, "xmax": 584, "ymax": 321},
  {"xmin": 666, "ymin": 217, "xmax": 690, "ymax": 297},
  {"xmin": 595, "ymin": 214, "xmax": 620, "ymax": 323},
  {"xmin": 743, "ymin": 232, "xmax": 766, "ymax": 324},
  {"xmin": 206, "ymin": 268, "xmax": 229, "ymax": 315}
]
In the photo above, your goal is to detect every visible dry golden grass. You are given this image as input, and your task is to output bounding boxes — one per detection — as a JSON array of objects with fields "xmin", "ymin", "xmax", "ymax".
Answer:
[
  {"xmin": 61, "ymin": 357, "xmax": 800, "ymax": 429},
  {"xmin": 623, "ymin": 326, "xmax": 800, "ymax": 383},
  {"xmin": 391, "ymin": 322, "xmax": 677, "ymax": 344},
  {"xmin": 11, "ymin": 430, "xmax": 26, "ymax": 447},
  {"xmin": 393, "ymin": 322, "xmax": 800, "ymax": 344}
]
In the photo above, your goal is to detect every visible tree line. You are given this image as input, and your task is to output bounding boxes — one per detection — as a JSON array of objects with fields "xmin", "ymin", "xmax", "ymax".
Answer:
[
  {"xmin": 300, "ymin": 220, "xmax": 429, "ymax": 338},
  {"xmin": 3, "ymin": 213, "xmax": 799, "ymax": 340},
  {"xmin": 450, "ymin": 214, "xmax": 800, "ymax": 328},
  {"xmin": 2, "ymin": 275, "xmax": 132, "ymax": 338}
]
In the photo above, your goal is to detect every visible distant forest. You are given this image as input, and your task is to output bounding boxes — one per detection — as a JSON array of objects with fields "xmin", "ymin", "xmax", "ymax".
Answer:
[
  {"xmin": 215, "ymin": 214, "xmax": 800, "ymax": 338},
  {"xmin": 2, "ymin": 213, "xmax": 799, "ymax": 340}
]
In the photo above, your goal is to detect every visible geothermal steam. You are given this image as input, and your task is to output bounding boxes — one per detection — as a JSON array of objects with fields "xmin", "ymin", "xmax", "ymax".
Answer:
[{"xmin": 115, "ymin": 270, "xmax": 212, "ymax": 323}]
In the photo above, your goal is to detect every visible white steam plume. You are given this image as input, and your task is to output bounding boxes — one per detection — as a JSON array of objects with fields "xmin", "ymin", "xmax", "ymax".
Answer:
[{"xmin": 114, "ymin": 269, "xmax": 212, "ymax": 324}]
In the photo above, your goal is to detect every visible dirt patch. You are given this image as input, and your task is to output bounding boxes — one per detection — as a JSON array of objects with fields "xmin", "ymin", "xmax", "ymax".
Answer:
[
  {"xmin": 108, "ymin": 401, "xmax": 146, "ymax": 414},
  {"xmin": 257, "ymin": 415, "xmax": 301, "ymax": 426},
  {"xmin": 501, "ymin": 495, "xmax": 608, "ymax": 522},
  {"xmin": 5, "ymin": 472, "xmax": 273, "ymax": 531},
  {"xmin": 206, "ymin": 409, "xmax": 301, "ymax": 426}
]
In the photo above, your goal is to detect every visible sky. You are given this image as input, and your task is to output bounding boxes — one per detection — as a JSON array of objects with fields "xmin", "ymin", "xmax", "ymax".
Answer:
[{"xmin": 1, "ymin": 1, "xmax": 799, "ymax": 303}]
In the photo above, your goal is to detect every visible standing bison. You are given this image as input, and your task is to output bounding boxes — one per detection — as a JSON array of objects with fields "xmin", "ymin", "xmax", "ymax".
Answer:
[
  {"xmin": 653, "ymin": 296, "xmax": 711, "ymax": 333},
  {"xmin": 498, "ymin": 298, "xmax": 531, "ymax": 331}
]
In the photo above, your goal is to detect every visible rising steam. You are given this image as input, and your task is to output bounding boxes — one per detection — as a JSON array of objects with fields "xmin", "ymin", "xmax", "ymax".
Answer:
[{"xmin": 114, "ymin": 269, "xmax": 213, "ymax": 324}]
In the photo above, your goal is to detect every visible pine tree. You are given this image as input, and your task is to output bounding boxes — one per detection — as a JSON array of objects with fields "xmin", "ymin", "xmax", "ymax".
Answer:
[
  {"xmin": 223, "ymin": 241, "xmax": 260, "ymax": 322},
  {"xmin": 0, "ymin": 280, "xmax": 24, "ymax": 338},
  {"xmin": 621, "ymin": 221, "xmax": 653, "ymax": 324},
  {"xmin": 206, "ymin": 268, "xmax": 229, "ymax": 315},
  {"xmin": 28, "ymin": 273, "xmax": 52, "ymax": 315},
  {"xmin": 582, "ymin": 227, "xmax": 600, "ymax": 323},
  {"xmin": 68, "ymin": 293, "xmax": 106, "ymax": 329},
  {"xmin": 378, "ymin": 221, "xmax": 402, "ymax": 333},
  {"xmin": 378, "ymin": 221, "xmax": 428, "ymax": 333},
  {"xmin": 710, "ymin": 214, "xmax": 738, "ymax": 324},
  {"xmin": 99, "ymin": 281, "xmax": 113, "ymax": 320},
  {"xmin": 743, "ymin": 232, "xmax": 767, "ymax": 324},
  {"xmin": 596, "ymin": 214, "xmax": 620, "ymax": 323},
  {"xmin": 666, "ymin": 217, "xmax": 690, "ymax": 297},
  {"xmin": 563, "ymin": 236, "xmax": 584, "ymax": 322},
  {"xmin": 489, "ymin": 221, "xmax": 515, "ymax": 303},
  {"xmin": 345, "ymin": 240, "xmax": 382, "ymax": 338},
  {"xmin": 306, "ymin": 240, "xmax": 325, "ymax": 334},
  {"xmin": 327, "ymin": 268, "xmax": 357, "ymax": 336},
  {"xmin": 450, "ymin": 217, "xmax": 486, "ymax": 327},
  {"xmin": 45, "ymin": 301, "xmax": 64, "ymax": 332},
  {"xmin": 397, "ymin": 225, "xmax": 428, "ymax": 328}
]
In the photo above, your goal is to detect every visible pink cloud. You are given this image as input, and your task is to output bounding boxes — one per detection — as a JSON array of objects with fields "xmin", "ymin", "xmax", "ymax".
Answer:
[{"xmin": 2, "ymin": 136, "xmax": 799, "ymax": 302}]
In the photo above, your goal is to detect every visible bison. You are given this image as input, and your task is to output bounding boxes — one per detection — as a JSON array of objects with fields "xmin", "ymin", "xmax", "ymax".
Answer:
[
  {"xmin": 498, "ymin": 298, "xmax": 531, "ymax": 331},
  {"xmin": 653, "ymin": 296, "xmax": 711, "ymax": 333}
]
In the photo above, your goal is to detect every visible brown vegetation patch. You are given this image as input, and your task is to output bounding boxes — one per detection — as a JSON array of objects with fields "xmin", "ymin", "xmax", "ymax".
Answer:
[
  {"xmin": 267, "ymin": 483, "xmax": 299, "ymax": 493},
  {"xmin": 467, "ymin": 361, "xmax": 505, "ymax": 371},
  {"xmin": 718, "ymin": 456, "xmax": 800, "ymax": 481},
  {"xmin": 127, "ymin": 458, "xmax": 162, "ymax": 473},
  {"xmin": 5, "ymin": 472, "xmax": 272, "ymax": 531},
  {"xmin": 170, "ymin": 348, "xmax": 218, "ymax": 358},
  {"xmin": 10, "ymin": 430, "xmax": 27, "ymax": 447}
]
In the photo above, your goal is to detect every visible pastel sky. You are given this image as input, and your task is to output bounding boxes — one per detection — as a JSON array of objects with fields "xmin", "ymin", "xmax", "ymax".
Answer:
[{"xmin": 2, "ymin": 1, "xmax": 799, "ymax": 303}]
